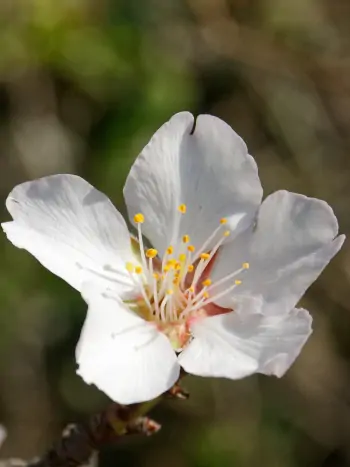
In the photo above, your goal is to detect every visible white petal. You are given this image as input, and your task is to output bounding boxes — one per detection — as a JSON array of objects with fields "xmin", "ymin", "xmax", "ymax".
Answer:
[
  {"xmin": 76, "ymin": 285, "xmax": 180, "ymax": 404},
  {"xmin": 212, "ymin": 191, "xmax": 344, "ymax": 314},
  {"xmin": 0, "ymin": 425, "xmax": 7, "ymax": 450},
  {"xmin": 2, "ymin": 175, "xmax": 137, "ymax": 296},
  {"xmin": 179, "ymin": 298, "xmax": 312, "ymax": 379},
  {"xmin": 124, "ymin": 112, "xmax": 262, "ymax": 256}
]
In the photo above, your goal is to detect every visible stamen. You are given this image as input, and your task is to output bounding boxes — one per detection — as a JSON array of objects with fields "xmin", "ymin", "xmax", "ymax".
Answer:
[
  {"xmin": 191, "ymin": 228, "xmax": 233, "ymax": 291},
  {"xmin": 178, "ymin": 204, "xmax": 187, "ymax": 214},
  {"xmin": 187, "ymin": 264, "xmax": 194, "ymax": 272},
  {"xmin": 159, "ymin": 296, "xmax": 168, "ymax": 321},
  {"xmin": 195, "ymin": 221, "xmax": 230, "ymax": 260},
  {"xmin": 134, "ymin": 213, "xmax": 145, "ymax": 224},
  {"xmin": 187, "ymin": 245, "xmax": 195, "ymax": 252},
  {"xmin": 179, "ymin": 253, "xmax": 187, "ymax": 262},
  {"xmin": 207, "ymin": 263, "xmax": 248, "ymax": 292},
  {"xmin": 189, "ymin": 280, "xmax": 242, "ymax": 315},
  {"xmin": 202, "ymin": 278, "xmax": 212, "ymax": 287},
  {"xmin": 125, "ymin": 264, "xmax": 152, "ymax": 312},
  {"xmin": 146, "ymin": 248, "xmax": 158, "ymax": 258},
  {"xmin": 242, "ymin": 262, "xmax": 250, "ymax": 269},
  {"xmin": 125, "ymin": 262, "xmax": 134, "ymax": 273},
  {"xmin": 152, "ymin": 274, "xmax": 160, "ymax": 318},
  {"xmin": 182, "ymin": 235, "xmax": 190, "ymax": 243},
  {"xmin": 162, "ymin": 245, "xmax": 174, "ymax": 273},
  {"xmin": 135, "ymin": 218, "xmax": 148, "ymax": 278}
]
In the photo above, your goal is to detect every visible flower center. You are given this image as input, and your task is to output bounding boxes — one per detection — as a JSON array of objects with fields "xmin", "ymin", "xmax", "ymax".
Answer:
[{"xmin": 125, "ymin": 206, "xmax": 249, "ymax": 350}]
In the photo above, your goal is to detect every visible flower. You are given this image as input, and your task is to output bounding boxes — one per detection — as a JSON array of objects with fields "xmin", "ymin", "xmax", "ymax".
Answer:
[{"xmin": 2, "ymin": 112, "xmax": 344, "ymax": 404}]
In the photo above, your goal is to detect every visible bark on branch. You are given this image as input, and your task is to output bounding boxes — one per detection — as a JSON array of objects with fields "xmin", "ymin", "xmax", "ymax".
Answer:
[{"xmin": 0, "ymin": 382, "xmax": 188, "ymax": 467}]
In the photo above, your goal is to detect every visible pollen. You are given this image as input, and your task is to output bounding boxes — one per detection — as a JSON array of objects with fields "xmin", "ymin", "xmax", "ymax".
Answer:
[
  {"xmin": 242, "ymin": 262, "xmax": 250, "ymax": 269},
  {"xmin": 166, "ymin": 246, "xmax": 174, "ymax": 255},
  {"xmin": 173, "ymin": 277, "xmax": 180, "ymax": 285},
  {"xmin": 200, "ymin": 253, "xmax": 210, "ymax": 260},
  {"xmin": 125, "ymin": 262, "xmax": 134, "ymax": 273},
  {"xmin": 179, "ymin": 253, "xmax": 187, "ymax": 262},
  {"xmin": 135, "ymin": 266, "xmax": 143, "ymax": 274},
  {"xmin": 187, "ymin": 245, "xmax": 195, "ymax": 252},
  {"xmin": 146, "ymin": 248, "xmax": 158, "ymax": 258},
  {"xmin": 203, "ymin": 291, "xmax": 210, "ymax": 299},
  {"xmin": 187, "ymin": 264, "xmax": 194, "ymax": 272},
  {"xmin": 182, "ymin": 234, "xmax": 190, "ymax": 243},
  {"xmin": 188, "ymin": 286, "xmax": 195, "ymax": 293},
  {"xmin": 166, "ymin": 289, "xmax": 174, "ymax": 295},
  {"xmin": 220, "ymin": 218, "xmax": 227, "ymax": 224},
  {"xmin": 174, "ymin": 262, "xmax": 181, "ymax": 270},
  {"xmin": 134, "ymin": 213, "xmax": 144, "ymax": 224},
  {"xmin": 178, "ymin": 204, "xmax": 187, "ymax": 214},
  {"xmin": 223, "ymin": 230, "xmax": 231, "ymax": 237},
  {"xmin": 235, "ymin": 279, "xmax": 242, "ymax": 285},
  {"xmin": 202, "ymin": 278, "xmax": 212, "ymax": 287},
  {"xmin": 153, "ymin": 272, "xmax": 160, "ymax": 280}
]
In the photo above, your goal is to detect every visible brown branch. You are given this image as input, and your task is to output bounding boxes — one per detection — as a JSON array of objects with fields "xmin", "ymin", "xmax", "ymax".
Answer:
[
  {"xmin": 26, "ymin": 405, "xmax": 161, "ymax": 467},
  {"xmin": 0, "ymin": 381, "xmax": 189, "ymax": 467}
]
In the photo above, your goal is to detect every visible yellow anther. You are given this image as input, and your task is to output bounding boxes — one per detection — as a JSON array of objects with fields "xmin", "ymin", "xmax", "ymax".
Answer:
[
  {"xmin": 223, "ymin": 230, "xmax": 231, "ymax": 237},
  {"xmin": 135, "ymin": 266, "xmax": 143, "ymax": 274},
  {"xmin": 187, "ymin": 264, "xmax": 194, "ymax": 272},
  {"xmin": 179, "ymin": 253, "xmax": 187, "ymax": 262},
  {"xmin": 166, "ymin": 246, "xmax": 174, "ymax": 255},
  {"xmin": 166, "ymin": 289, "xmax": 174, "ymax": 295},
  {"xmin": 167, "ymin": 259, "xmax": 177, "ymax": 267},
  {"xmin": 242, "ymin": 262, "xmax": 250, "ymax": 269},
  {"xmin": 200, "ymin": 253, "xmax": 210, "ymax": 260},
  {"xmin": 178, "ymin": 204, "xmax": 187, "ymax": 214},
  {"xmin": 188, "ymin": 286, "xmax": 195, "ymax": 293},
  {"xmin": 175, "ymin": 262, "xmax": 181, "ymax": 270},
  {"xmin": 153, "ymin": 272, "xmax": 160, "ymax": 280},
  {"xmin": 203, "ymin": 291, "xmax": 210, "ymax": 299},
  {"xmin": 146, "ymin": 248, "xmax": 158, "ymax": 258},
  {"xmin": 235, "ymin": 280, "xmax": 242, "ymax": 285},
  {"xmin": 125, "ymin": 262, "xmax": 135, "ymax": 273},
  {"xmin": 164, "ymin": 265, "xmax": 171, "ymax": 273},
  {"xmin": 202, "ymin": 278, "xmax": 212, "ymax": 287},
  {"xmin": 220, "ymin": 218, "xmax": 227, "ymax": 224},
  {"xmin": 187, "ymin": 245, "xmax": 195, "ymax": 252},
  {"xmin": 182, "ymin": 234, "xmax": 190, "ymax": 243},
  {"xmin": 134, "ymin": 213, "xmax": 145, "ymax": 224},
  {"xmin": 173, "ymin": 277, "xmax": 180, "ymax": 285}
]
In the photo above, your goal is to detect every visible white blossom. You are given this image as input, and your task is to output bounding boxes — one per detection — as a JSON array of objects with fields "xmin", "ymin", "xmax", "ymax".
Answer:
[{"xmin": 2, "ymin": 112, "xmax": 344, "ymax": 404}]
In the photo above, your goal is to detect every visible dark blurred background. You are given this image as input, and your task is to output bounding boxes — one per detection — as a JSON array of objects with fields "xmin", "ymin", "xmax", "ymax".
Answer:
[{"xmin": 1, "ymin": 0, "xmax": 350, "ymax": 466}]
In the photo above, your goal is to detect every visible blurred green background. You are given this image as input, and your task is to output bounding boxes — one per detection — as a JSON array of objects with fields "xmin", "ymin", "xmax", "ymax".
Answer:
[{"xmin": 1, "ymin": 0, "xmax": 350, "ymax": 465}]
